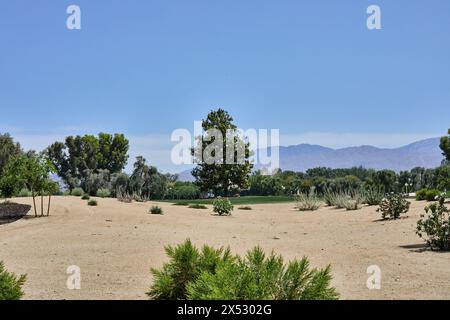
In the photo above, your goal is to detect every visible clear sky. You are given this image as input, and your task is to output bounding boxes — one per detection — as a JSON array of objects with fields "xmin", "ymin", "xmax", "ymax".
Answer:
[{"xmin": 1, "ymin": 0, "xmax": 449, "ymax": 172}]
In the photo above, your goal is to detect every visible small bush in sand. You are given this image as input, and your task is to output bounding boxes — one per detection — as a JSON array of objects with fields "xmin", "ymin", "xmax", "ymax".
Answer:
[
  {"xmin": 96, "ymin": 188, "xmax": 110, "ymax": 198},
  {"xmin": 343, "ymin": 194, "xmax": 365, "ymax": 211},
  {"xmin": 149, "ymin": 206, "xmax": 163, "ymax": 215},
  {"xmin": 0, "ymin": 261, "xmax": 26, "ymax": 300},
  {"xmin": 377, "ymin": 193, "xmax": 410, "ymax": 220},
  {"xmin": 148, "ymin": 239, "xmax": 339, "ymax": 300},
  {"xmin": 416, "ymin": 189, "xmax": 441, "ymax": 202},
  {"xmin": 188, "ymin": 204, "xmax": 208, "ymax": 210},
  {"xmin": 81, "ymin": 194, "xmax": 90, "ymax": 200},
  {"xmin": 417, "ymin": 195, "xmax": 450, "ymax": 250},
  {"xmin": 238, "ymin": 206, "xmax": 252, "ymax": 210},
  {"xmin": 212, "ymin": 198, "xmax": 234, "ymax": 216},
  {"xmin": 87, "ymin": 199, "xmax": 98, "ymax": 206},
  {"xmin": 71, "ymin": 188, "xmax": 84, "ymax": 197},
  {"xmin": 363, "ymin": 186, "xmax": 384, "ymax": 206},
  {"xmin": 295, "ymin": 191, "xmax": 321, "ymax": 211}
]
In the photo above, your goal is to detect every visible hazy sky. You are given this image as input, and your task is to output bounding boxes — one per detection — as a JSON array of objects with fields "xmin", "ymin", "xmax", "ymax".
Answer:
[{"xmin": 1, "ymin": 0, "xmax": 449, "ymax": 172}]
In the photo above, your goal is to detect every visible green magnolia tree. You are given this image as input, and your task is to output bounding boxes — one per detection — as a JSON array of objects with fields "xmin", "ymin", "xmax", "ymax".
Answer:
[
  {"xmin": 46, "ymin": 133, "xmax": 129, "ymax": 190},
  {"xmin": 191, "ymin": 109, "xmax": 253, "ymax": 196},
  {"xmin": 440, "ymin": 129, "xmax": 450, "ymax": 164}
]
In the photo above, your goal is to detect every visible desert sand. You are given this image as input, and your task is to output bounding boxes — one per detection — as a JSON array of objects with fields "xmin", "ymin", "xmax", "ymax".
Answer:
[{"xmin": 1, "ymin": 196, "xmax": 449, "ymax": 300}]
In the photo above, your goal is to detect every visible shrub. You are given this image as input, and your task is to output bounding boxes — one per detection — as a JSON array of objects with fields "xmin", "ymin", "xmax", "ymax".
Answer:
[
  {"xmin": 416, "ymin": 189, "xmax": 442, "ymax": 202},
  {"xmin": 425, "ymin": 189, "xmax": 441, "ymax": 202},
  {"xmin": 343, "ymin": 197, "xmax": 363, "ymax": 211},
  {"xmin": 212, "ymin": 198, "xmax": 234, "ymax": 216},
  {"xmin": 417, "ymin": 195, "xmax": 450, "ymax": 250},
  {"xmin": 0, "ymin": 261, "xmax": 26, "ymax": 300},
  {"xmin": 377, "ymin": 193, "xmax": 410, "ymax": 220},
  {"xmin": 238, "ymin": 206, "xmax": 252, "ymax": 210},
  {"xmin": 96, "ymin": 188, "xmax": 111, "ymax": 198},
  {"xmin": 18, "ymin": 188, "xmax": 32, "ymax": 197},
  {"xmin": 71, "ymin": 187, "xmax": 84, "ymax": 197},
  {"xmin": 147, "ymin": 239, "xmax": 233, "ymax": 300},
  {"xmin": 149, "ymin": 206, "xmax": 163, "ymax": 215},
  {"xmin": 363, "ymin": 186, "xmax": 384, "ymax": 206},
  {"xmin": 81, "ymin": 194, "xmax": 90, "ymax": 200},
  {"xmin": 189, "ymin": 204, "xmax": 208, "ymax": 209},
  {"xmin": 87, "ymin": 199, "xmax": 98, "ymax": 206},
  {"xmin": 116, "ymin": 189, "xmax": 133, "ymax": 203},
  {"xmin": 147, "ymin": 240, "xmax": 339, "ymax": 300},
  {"xmin": 416, "ymin": 189, "xmax": 428, "ymax": 201},
  {"xmin": 295, "ymin": 191, "xmax": 321, "ymax": 211}
]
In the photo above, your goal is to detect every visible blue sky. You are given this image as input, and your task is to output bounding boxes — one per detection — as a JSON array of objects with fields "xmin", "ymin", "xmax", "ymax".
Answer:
[{"xmin": 1, "ymin": 0, "xmax": 449, "ymax": 172}]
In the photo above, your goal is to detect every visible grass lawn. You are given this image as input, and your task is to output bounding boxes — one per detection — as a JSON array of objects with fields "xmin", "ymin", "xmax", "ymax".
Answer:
[{"xmin": 164, "ymin": 195, "xmax": 295, "ymax": 205}]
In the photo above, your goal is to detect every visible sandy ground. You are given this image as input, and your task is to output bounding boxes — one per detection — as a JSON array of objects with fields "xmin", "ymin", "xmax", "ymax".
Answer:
[{"xmin": 1, "ymin": 196, "xmax": 450, "ymax": 300}]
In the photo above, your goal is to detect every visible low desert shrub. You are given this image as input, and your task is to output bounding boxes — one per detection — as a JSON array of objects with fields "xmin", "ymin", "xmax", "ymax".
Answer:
[
  {"xmin": 417, "ymin": 195, "xmax": 450, "ymax": 250},
  {"xmin": 116, "ymin": 189, "xmax": 133, "ymax": 203},
  {"xmin": 363, "ymin": 186, "xmax": 384, "ymax": 206},
  {"xmin": 343, "ymin": 197, "xmax": 363, "ymax": 211},
  {"xmin": 81, "ymin": 194, "xmax": 90, "ymax": 200},
  {"xmin": 212, "ymin": 198, "xmax": 234, "ymax": 216},
  {"xmin": 238, "ymin": 206, "xmax": 252, "ymax": 210},
  {"xmin": 295, "ymin": 191, "xmax": 321, "ymax": 211},
  {"xmin": 377, "ymin": 193, "xmax": 410, "ymax": 220},
  {"xmin": 0, "ymin": 261, "xmax": 27, "ymax": 300},
  {"xmin": 147, "ymin": 240, "xmax": 339, "ymax": 300},
  {"xmin": 87, "ymin": 199, "xmax": 98, "ymax": 206},
  {"xmin": 416, "ymin": 189, "xmax": 428, "ymax": 201},
  {"xmin": 149, "ymin": 206, "xmax": 163, "ymax": 215},
  {"xmin": 96, "ymin": 188, "xmax": 111, "ymax": 198},
  {"xmin": 189, "ymin": 204, "xmax": 208, "ymax": 209},
  {"xmin": 71, "ymin": 187, "xmax": 84, "ymax": 197}
]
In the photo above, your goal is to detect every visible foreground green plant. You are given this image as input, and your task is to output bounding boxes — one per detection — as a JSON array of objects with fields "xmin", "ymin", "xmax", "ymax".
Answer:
[
  {"xmin": 416, "ymin": 189, "xmax": 441, "ymax": 202},
  {"xmin": 295, "ymin": 191, "xmax": 321, "ymax": 211},
  {"xmin": 148, "ymin": 240, "xmax": 339, "ymax": 300},
  {"xmin": 417, "ymin": 195, "xmax": 450, "ymax": 250},
  {"xmin": 212, "ymin": 198, "xmax": 234, "ymax": 216},
  {"xmin": 0, "ymin": 262, "xmax": 26, "ymax": 300},
  {"xmin": 363, "ymin": 186, "xmax": 384, "ymax": 206},
  {"xmin": 377, "ymin": 193, "xmax": 410, "ymax": 220},
  {"xmin": 96, "ymin": 188, "xmax": 110, "ymax": 198},
  {"xmin": 87, "ymin": 199, "xmax": 98, "ymax": 206},
  {"xmin": 81, "ymin": 194, "xmax": 90, "ymax": 200}
]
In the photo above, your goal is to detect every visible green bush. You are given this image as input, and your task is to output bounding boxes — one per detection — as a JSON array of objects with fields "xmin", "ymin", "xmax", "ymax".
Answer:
[
  {"xmin": 18, "ymin": 188, "xmax": 32, "ymax": 197},
  {"xmin": 238, "ymin": 206, "xmax": 252, "ymax": 210},
  {"xmin": 147, "ymin": 239, "xmax": 233, "ymax": 299},
  {"xmin": 295, "ymin": 191, "xmax": 321, "ymax": 211},
  {"xmin": 87, "ymin": 199, "xmax": 98, "ymax": 206},
  {"xmin": 416, "ymin": 189, "xmax": 428, "ymax": 201},
  {"xmin": 96, "ymin": 188, "xmax": 111, "ymax": 198},
  {"xmin": 363, "ymin": 186, "xmax": 384, "ymax": 206},
  {"xmin": 212, "ymin": 198, "xmax": 234, "ymax": 216},
  {"xmin": 416, "ymin": 189, "xmax": 442, "ymax": 202},
  {"xmin": 189, "ymin": 204, "xmax": 208, "ymax": 209},
  {"xmin": 417, "ymin": 195, "xmax": 450, "ymax": 250},
  {"xmin": 0, "ymin": 261, "xmax": 26, "ymax": 300},
  {"xmin": 148, "ymin": 240, "xmax": 339, "ymax": 300},
  {"xmin": 149, "ymin": 206, "xmax": 163, "ymax": 215},
  {"xmin": 81, "ymin": 194, "xmax": 90, "ymax": 200},
  {"xmin": 71, "ymin": 187, "xmax": 84, "ymax": 197},
  {"xmin": 377, "ymin": 193, "xmax": 410, "ymax": 220}
]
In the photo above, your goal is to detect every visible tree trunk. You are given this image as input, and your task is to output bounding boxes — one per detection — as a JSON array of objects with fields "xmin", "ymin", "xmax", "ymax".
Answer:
[
  {"xmin": 31, "ymin": 189, "xmax": 37, "ymax": 217},
  {"xmin": 47, "ymin": 195, "xmax": 51, "ymax": 216},
  {"xmin": 40, "ymin": 194, "xmax": 44, "ymax": 217}
]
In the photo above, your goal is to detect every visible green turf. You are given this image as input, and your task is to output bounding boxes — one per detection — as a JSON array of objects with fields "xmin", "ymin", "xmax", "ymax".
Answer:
[{"xmin": 165, "ymin": 195, "xmax": 295, "ymax": 205}]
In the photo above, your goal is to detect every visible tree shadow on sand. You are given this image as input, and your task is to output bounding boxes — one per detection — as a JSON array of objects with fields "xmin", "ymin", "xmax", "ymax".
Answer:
[
  {"xmin": 0, "ymin": 202, "xmax": 32, "ymax": 225},
  {"xmin": 399, "ymin": 243, "xmax": 450, "ymax": 254}
]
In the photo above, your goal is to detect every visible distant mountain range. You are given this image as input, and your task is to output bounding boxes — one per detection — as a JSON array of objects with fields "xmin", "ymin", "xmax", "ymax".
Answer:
[{"xmin": 178, "ymin": 138, "xmax": 443, "ymax": 181}]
